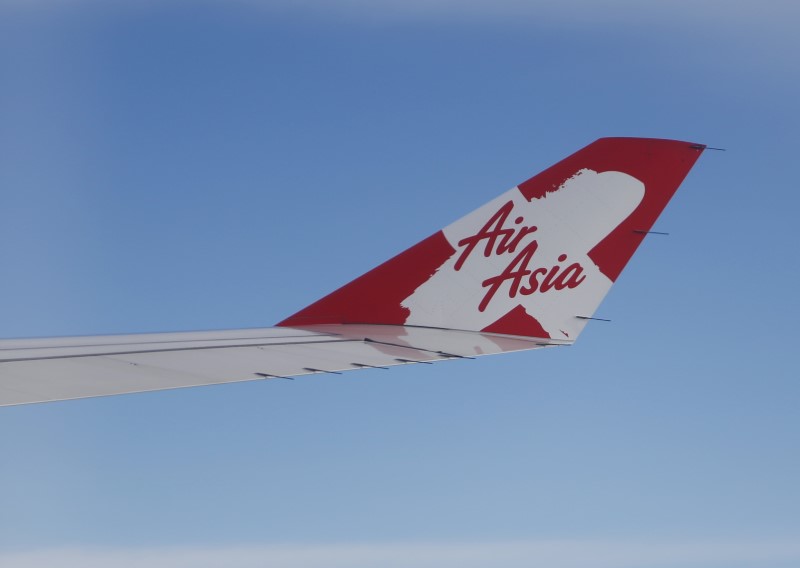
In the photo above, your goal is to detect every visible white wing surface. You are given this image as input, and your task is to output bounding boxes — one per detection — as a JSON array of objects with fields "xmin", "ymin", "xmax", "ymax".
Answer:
[{"xmin": 0, "ymin": 325, "xmax": 559, "ymax": 406}]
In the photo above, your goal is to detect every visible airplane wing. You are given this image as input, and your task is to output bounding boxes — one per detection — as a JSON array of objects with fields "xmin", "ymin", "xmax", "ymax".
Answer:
[
  {"xmin": 0, "ymin": 325, "xmax": 565, "ymax": 406},
  {"xmin": 0, "ymin": 138, "xmax": 706, "ymax": 406}
]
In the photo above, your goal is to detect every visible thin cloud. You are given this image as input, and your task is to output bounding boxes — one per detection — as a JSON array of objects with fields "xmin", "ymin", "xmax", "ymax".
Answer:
[
  {"xmin": 225, "ymin": 0, "xmax": 800, "ymax": 30},
  {"xmin": 4, "ymin": 538, "xmax": 800, "ymax": 568},
  {"xmin": 4, "ymin": 0, "xmax": 798, "ymax": 62},
  {"xmin": 3, "ymin": 0, "xmax": 799, "ymax": 51},
  {"xmin": 4, "ymin": 0, "xmax": 799, "ymax": 26}
]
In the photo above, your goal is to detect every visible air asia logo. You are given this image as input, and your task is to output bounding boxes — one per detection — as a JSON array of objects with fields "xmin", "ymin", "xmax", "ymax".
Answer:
[
  {"xmin": 454, "ymin": 200, "xmax": 586, "ymax": 312},
  {"xmin": 402, "ymin": 169, "xmax": 643, "ymax": 339}
]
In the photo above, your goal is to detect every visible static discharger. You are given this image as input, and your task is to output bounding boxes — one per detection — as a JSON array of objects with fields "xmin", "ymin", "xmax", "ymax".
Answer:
[
  {"xmin": 302, "ymin": 367, "xmax": 343, "ymax": 375},
  {"xmin": 350, "ymin": 362, "xmax": 389, "ymax": 370},
  {"xmin": 690, "ymin": 144, "xmax": 725, "ymax": 151},
  {"xmin": 395, "ymin": 358, "xmax": 433, "ymax": 365},
  {"xmin": 254, "ymin": 372, "xmax": 294, "ymax": 380}
]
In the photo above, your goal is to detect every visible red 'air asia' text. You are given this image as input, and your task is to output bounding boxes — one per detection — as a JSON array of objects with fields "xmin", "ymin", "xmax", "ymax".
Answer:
[{"xmin": 454, "ymin": 200, "xmax": 586, "ymax": 312}]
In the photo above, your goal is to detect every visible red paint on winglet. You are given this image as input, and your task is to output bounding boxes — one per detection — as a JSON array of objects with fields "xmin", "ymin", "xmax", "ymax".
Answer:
[
  {"xmin": 482, "ymin": 305, "xmax": 551, "ymax": 339},
  {"xmin": 518, "ymin": 138, "xmax": 704, "ymax": 281},
  {"xmin": 278, "ymin": 232, "xmax": 455, "ymax": 327}
]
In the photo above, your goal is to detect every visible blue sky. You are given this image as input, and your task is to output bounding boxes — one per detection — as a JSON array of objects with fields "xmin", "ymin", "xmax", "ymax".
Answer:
[{"xmin": 1, "ymin": 1, "xmax": 798, "ymax": 566}]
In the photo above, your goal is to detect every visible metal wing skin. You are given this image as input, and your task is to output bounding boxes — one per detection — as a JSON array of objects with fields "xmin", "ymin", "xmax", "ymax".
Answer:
[
  {"xmin": 0, "ymin": 326, "xmax": 563, "ymax": 406},
  {"xmin": 0, "ymin": 138, "xmax": 705, "ymax": 406}
]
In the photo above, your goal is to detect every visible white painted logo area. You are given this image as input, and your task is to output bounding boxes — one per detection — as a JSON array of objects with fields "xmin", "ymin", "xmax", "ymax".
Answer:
[{"xmin": 402, "ymin": 169, "xmax": 645, "ymax": 339}]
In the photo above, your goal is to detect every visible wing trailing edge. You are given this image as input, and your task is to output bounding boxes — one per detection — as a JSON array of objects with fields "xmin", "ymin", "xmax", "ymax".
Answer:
[{"xmin": 0, "ymin": 325, "xmax": 563, "ymax": 406}]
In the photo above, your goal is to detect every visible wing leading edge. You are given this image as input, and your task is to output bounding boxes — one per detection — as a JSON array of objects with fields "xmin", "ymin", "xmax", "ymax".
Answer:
[{"xmin": 0, "ymin": 138, "xmax": 705, "ymax": 406}]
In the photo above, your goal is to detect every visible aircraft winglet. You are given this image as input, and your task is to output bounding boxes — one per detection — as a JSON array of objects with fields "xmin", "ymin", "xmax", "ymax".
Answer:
[{"xmin": 279, "ymin": 138, "xmax": 705, "ymax": 342}]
